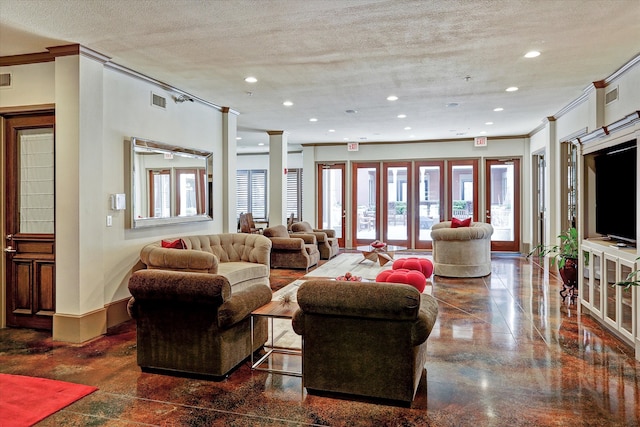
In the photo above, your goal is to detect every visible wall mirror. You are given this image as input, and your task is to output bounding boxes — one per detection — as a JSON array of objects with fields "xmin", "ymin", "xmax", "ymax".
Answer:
[{"xmin": 129, "ymin": 137, "xmax": 213, "ymax": 228}]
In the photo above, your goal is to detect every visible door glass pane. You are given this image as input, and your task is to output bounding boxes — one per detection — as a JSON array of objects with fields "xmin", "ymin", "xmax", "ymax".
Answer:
[
  {"xmin": 151, "ymin": 171, "xmax": 171, "ymax": 217},
  {"xmin": 19, "ymin": 128, "xmax": 54, "ymax": 233},
  {"xmin": 178, "ymin": 171, "xmax": 197, "ymax": 216},
  {"xmin": 418, "ymin": 165, "xmax": 441, "ymax": 241},
  {"xmin": 489, "ymin": 162, "xmax": 515, "ymax": 241},
  {"xmin": 387, "ymin": 166, "xmax": 407, "ymax": 240},
  {"xmin": 620, "ymin": 262, "xmax": 634, "ymax": 334},
  {"xmin": 355, "ymin": 166, "xmax": 377, "ymax": 241},
  {"xmin": 321, "ymin": 168, "xmax": 343, "ymax": 239},
  {"xmin": 451, "ymin": 165, "xmax": 473, "ymax": 220}
]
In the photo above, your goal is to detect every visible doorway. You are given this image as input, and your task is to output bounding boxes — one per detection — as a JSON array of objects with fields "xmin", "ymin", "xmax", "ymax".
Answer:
[
  {"xmin": 317, "ymin": 163, "xmax": 345, "ymax": 247},
  {"xmin": 485, "ymin": 158, "xmax": 521, "ymax": 252},
  {"xmin": 3, "ymin": 112, "xmax": 56, "ymax": 330}
]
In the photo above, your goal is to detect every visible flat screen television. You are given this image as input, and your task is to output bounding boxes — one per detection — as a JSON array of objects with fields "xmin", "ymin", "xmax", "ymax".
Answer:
[{"xmin": 594, "ymin": 139, "xmax": 637, "ymax": 244}]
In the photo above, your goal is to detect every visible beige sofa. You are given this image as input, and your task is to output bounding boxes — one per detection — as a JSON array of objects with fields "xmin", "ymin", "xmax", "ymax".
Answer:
[
  {"xmin": 431, "ymin": 221, "xmax": 494, "ymax": 277},
  {"xmin": 139, "ymin": 233, "xmax": 271, "ymax": 293}
]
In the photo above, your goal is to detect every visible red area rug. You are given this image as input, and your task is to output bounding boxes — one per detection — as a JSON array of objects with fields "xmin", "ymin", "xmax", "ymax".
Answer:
[{"xmin": 0, "ymin": 373, "xmax": 97, "ymax": 426}]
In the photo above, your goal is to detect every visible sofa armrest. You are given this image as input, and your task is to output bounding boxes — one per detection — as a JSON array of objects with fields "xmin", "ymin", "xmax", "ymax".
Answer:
[
  {"xmin": 411, "ymin": 294, "xmax": 439, "ymax": 346},
  {"xmin": 292, "ymin": 309, "xmax": 304, "ymax": 335},
  {"xmin": 140, "ymin": 245, "xmax": 219, "ymax": 273},
  {"xmin": 218, "ymin": 285, "xmax": 272, "ymax": 329},
  {"xmin": 128, "ymin": 269, "xmax": 230, "ymax": 303},
  {"xmin": 269, "ymin": 237, "xmax": 306, "ymax": 251}
]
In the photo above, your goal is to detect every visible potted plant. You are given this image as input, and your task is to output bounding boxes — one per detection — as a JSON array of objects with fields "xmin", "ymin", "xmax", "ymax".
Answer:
[{"xmin": 527, "ymin": 227, "xmax": 579, "ymax": 286}]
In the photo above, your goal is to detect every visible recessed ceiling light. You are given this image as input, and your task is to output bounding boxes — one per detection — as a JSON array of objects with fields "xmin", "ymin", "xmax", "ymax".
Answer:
[
  {"xmin": 387, "ymin": 95, "xmax": 398, "ymax": 101},
  {"xmin": 493, "ymin": 107, "xmax": 504, "ymax": 112},
  {"xmin": 244, "ymin": 76, "xmax": 257, "ymax": 83},
  {"xmin": 258, "ymin": 143, "xmax": 264, "ymax": 146},
  {"xmin": 524, "ymin": 51, "xmax": 540, "ymax": 58},
  {"xmin": 236, "ymin": 137, "xmax": 242, "ymax": 140},
  {"xmin": 485, "ymin": 122, "xmax": 494, "ymax": 125},
  {"xmin": 506, "ymin": 86, "xmax": 519, "ymax": 92},
  {"xmin": 397, "ymin": 114, "xmax": 407, "ymax": 119},
  {"xmin": 283, "ymin": 101, "xmax": 293, "ymax": 106},
  {"xmin": 409, "ymin": 134, "xmax": 416, "ymax": 138},
  {"xmin": 328, "ymin": 129, "xmax": 335, "ymax": 133},
  {"xmin": 404, "ymin": 127, "xmax": 411, "ymax": 130},
  {"xmin": 343, "ymin": 137, "xmax": 350, "ymax": 141},
  {"xmin": 309, "ymin": 118, "xmax": 318, "ymax": 122},
  {"xmin": 479, "ymin": 131, "xmax": 487, "ymax": 134}
]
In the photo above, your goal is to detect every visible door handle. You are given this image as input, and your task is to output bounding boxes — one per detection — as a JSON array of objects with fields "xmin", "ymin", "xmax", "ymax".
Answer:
[{"xmin": 4, "ymin": 246, "xmax": 16, "ymax": 253}]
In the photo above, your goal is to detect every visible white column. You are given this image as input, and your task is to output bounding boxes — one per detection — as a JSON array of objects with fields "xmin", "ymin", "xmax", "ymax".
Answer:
[
  {"xmin": 268, "ymin": 131, "xmax": 288, "ymax": 226},
  {"xmin": 222, "ymin": 107, "xmax": 239, "ymax": 232}
]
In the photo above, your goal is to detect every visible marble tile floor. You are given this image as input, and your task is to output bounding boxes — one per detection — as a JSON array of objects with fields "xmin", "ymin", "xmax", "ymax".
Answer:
[{"xmin": 1, "ymin": 254, "xmax": 639, "ymax": 426}]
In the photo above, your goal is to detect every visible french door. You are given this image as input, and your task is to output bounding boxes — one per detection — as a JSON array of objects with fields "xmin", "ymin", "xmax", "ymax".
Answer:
[
  {"xmin": 3, "ymin": 112, "xmax": 56, "ymax": 330},
  {"xmin": 414, "ymin": 161, "xmax": 444, "ymax": 249},
  {"xmin": 485, "ymin": 158, "xmax": 521, "ymax": 251},
  {"xmin": 447, "ymin": 159, "xmax": 478, "ymax": 221},
  {"xmin": 352, "ymin": 162, "xmax": 380, "ymax": 246},
  {"xmin": 317, "ymin": 163, "xmax": 345, "ymax": 247},
  {"xmin": 382, "ymin": 162, "xmax": 412, "ymax": 247}
]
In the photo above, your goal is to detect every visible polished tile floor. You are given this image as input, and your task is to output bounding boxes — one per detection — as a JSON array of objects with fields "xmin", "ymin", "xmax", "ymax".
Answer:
[{"xmin": 1, "ymin": 254, "xmax": 639, "ymax": 426}]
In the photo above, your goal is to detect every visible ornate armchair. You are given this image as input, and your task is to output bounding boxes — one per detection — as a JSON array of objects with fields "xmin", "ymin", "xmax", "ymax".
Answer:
[
  {"xmin": 290, "ymin": 221, "xmax": 339, "ymax": 259},
  {"xmin": 262, "ymin": 224, "xmax": 320, "ymax": 271}
]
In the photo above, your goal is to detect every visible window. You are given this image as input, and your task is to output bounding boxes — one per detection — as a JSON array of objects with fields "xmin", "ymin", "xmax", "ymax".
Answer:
[
  {"xmin": 237, "ymin": 169, "xmax": 267, "ymax": 220},
  {"xmin": 287, "ymin": 168, "xmax": 303, "ymax": 221}
]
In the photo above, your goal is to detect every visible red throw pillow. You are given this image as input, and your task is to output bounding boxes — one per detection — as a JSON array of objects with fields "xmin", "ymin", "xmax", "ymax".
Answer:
[
  {"xmin": 451, "ymin": 217, "xmax": 471, "ymax": 228},
  {"xmin": 375, "ymin": 268, "xmax": 426, "ymax": 292},
  {"xmin": 161, "ymin": 239, "xmax": 186, "ymax": 249}
]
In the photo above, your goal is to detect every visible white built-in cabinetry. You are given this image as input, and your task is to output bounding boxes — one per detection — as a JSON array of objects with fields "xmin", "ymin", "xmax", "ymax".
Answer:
[{"xmin": 580, "ymin": 239, "xmax": 637, "ymax": 355}]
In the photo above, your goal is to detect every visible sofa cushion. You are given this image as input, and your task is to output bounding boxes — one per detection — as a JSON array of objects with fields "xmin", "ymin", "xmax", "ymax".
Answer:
[{"xmin": 217, "ymin": 261, "xmax": 269, "ymax": 286}]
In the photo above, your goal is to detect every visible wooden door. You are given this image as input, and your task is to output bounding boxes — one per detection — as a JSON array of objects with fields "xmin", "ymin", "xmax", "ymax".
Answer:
[
  {"xmin": 4, "ymin": 112, "xmax": 56, "ymax": 330},
  {"xmin": 485, "ymin": 158, "xmax": 521, "ymax": 252}
]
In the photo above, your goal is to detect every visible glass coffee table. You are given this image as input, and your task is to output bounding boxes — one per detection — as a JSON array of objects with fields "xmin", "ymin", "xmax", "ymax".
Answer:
[{"xmin": 356, "ymin": 244, "xmax": 407, "ymax": 266}]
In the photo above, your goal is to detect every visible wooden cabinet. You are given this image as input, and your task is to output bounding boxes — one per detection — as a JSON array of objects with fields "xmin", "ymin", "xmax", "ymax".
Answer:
[{"xmin": 580, "ymin": 239, "xmax": 637, "ymax": 357}]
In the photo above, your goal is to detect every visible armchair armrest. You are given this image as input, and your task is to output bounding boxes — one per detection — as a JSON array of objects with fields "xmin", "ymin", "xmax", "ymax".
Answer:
[
  {"xmin": 293, "ymin": 230, "xmax": 328, "ymax": 243},
  {"xmin": 140, "ymin": 245, "xmax": 218, "ymax": 273},
  {"xmin": 295, "ymin": 233, "xmax": 318, "ymax": 245},
  {"xmin": 314, "ymin": 228, "xmax": 336, "ymax": 238},
  {"xmin": 128, "ymin": 269, "xmax": 231, "ymax": 304},
  {"xmin": 269, "ymin": 237, "xmax": 307, "ymax": 251},
  {"xmin": 218, "ymin": 284, "xmax": 272, "ymax": 328},
  {"xmin": 410, "ymin": 295, "xmax": 439, "ymax": 345}
]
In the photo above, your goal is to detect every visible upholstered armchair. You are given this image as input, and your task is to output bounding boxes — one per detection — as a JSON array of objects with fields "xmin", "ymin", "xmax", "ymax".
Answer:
[
  {"xmin": 290, "ymin": 221, "xmax": 339, "ymax": 259},
  {"xmin": 127, "ymin": 269, "xmax": 272, "ymax": 379},
  {"xmin": 430, "ymin": 221, "xmax": 494, "ymax": 277},
  {"xmin": 262, "ymin": 224, "xmax": 320, "ymax": 271},
  {"xmin": 292, "ymin": 279, "xmax": 439, "ymax": 404}
]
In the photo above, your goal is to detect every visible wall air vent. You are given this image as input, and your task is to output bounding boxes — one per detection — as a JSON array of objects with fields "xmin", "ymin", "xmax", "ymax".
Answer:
[
  {"xmin": 0, "ymin": 73, "xmax": 12, "ymax": 88},
  {"xmin": 605, "ymin": 86, "xmax": 618, "ymax": 105},
  {"xmin": 151, "ymin": 92, "xmax": 167, "ymax": 109}
]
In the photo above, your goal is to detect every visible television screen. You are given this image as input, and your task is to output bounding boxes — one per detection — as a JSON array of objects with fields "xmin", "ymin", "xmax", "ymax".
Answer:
[{"xmin": 594, "ymin": 140, "xmax": 637, "ymax": 243}]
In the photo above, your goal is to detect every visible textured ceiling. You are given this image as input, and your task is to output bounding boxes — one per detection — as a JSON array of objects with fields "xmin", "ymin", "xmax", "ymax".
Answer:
[{"xmin": 1, "ymin": 0, "xmax": 639, "ymax": 153}]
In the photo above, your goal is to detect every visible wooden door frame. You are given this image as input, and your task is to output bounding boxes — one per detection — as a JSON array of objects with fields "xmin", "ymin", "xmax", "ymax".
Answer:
[
  {"xmin": 414, "ymin": 160, "xmax": 445, "ymax": 250},
  {"xmin": 351, "ymin": 162, "xmax": 380, "ymax": 246},
  {"xmin": 316, "ymin": 162, "xmax": 346, "ymax": 248},
  {"xmin": 485, "ymin": 157, "xmax": 521, "ymax": 252},
  {"xmin": 382, "ymin": 161, "xmax": 413, "ymax": 247},
  {"xmin": 446, "ymin": 159, "xmax": 479, "ymax": 221}
]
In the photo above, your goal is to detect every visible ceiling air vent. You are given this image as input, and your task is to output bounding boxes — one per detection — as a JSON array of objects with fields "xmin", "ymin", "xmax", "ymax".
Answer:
[
  {"xmin": 151, "ymin": 92, "xmax": 167, "ymax": 109},
  {"xmin": 0, "ymin": 73, "xmax": 12, "ymax": 88},
  {"xmin": 605, "ymin": 86, "xmax": 618, "ymax": 105}
]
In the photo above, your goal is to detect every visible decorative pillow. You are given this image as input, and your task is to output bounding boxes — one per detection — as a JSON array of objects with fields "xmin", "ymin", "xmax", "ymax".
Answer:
[
  {"xmin": 375, "ymin": 268, "xmax": 426, "ymax": 292},
  {"xmin": 451, "ymin": 217, "xmax": 472, "ymax": 228},
  {"xmin": 392, "ymin": 257, "xmax": 433, "ymax": 279},
  {"xmin": 161, "ymin": 239, "xmax": 186, "ymax": 249}
]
